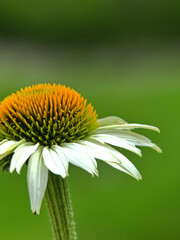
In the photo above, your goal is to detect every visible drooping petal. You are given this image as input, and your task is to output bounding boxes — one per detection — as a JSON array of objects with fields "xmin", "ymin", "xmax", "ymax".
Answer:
[
  {"xmin": 10, "ymin": 142, "xmax": 39, "ymax": 173},
  {"xmin": 27, "ymin": 146, "xmax": 48, "ymax": 214},
  {"xmin": 43, "ymin": 147, "xmax": 67, "ymax": 178},
  {"xmin": 61, "ymin": 143, "xmax": 98, "ymax": 176},
  {"xmin": 78, "ymin": 138, "xmax": 122, "ymax": 164},
  {"xmin": 0, "ymin": 152, "xmax": 11, "ymax": 161},
  {"xmin": 98, "ymin": 116, "xmax": 126, "ymax": 126},
  {"xmin": 107, "ymin": 162, "xmax": 142, "ymax": 180},
  {"xmin": 95, "ymin": 129, "xmax": 151, "ymax": 144},
  {"xmin": 94, "ymin": 129, "xmax": 162, "ymax": 153},
  {"xmin": 51, "ymin": 145, "xmax": 69, "ymax": 174},
  {"xmin": 0, "ymin": 139, "xmax": 25, "ymax": 160},
  {"xmin": 97, "ymin": 123, "xmax": 160, "ymax": 133},
  {"xmin": 0, "ymin": 139, "xmax": 8, "ymax": 145},
  {"xmin": 79, "ymin": 138, "xmax": 141, "ymax": 180},
  {"xmin": 107, "ymin": 146, "xmax": 142, "ymax": 180},
  {"xmin": 92, "ymin": 134, "xmax": 142, "ymax": 157},
  {"xmin": 66, "ymin": 143, "xmax": 98, "ymax": 169},
  {"xmin": 10, "ymin": 142, "xmax": 28, "ymax": 172}
]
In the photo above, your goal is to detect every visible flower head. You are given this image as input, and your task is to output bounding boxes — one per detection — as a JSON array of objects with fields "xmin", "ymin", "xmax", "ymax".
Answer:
[{"xmin": 0, "ymin": 83, "xmax": 161, "ymax": 214}]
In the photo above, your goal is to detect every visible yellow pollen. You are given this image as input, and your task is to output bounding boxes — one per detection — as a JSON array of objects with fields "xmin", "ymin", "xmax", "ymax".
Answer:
[{"xmin": 0, "ymin": 83, "xmax": 98, "ymax": 146}]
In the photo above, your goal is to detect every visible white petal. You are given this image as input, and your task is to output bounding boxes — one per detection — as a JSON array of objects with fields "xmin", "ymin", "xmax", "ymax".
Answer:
[
  {"xmin": 0, "ymin": 140, "xmax": 22, "ymax": 161},
  {"xmin": 97, "ymin": 123, "xmax": 160, "ymax": 133},
  {"xmin": 98, "ymin": 116, "xmax": 126, "ymax": 126},
  {"xmin": 10, "ymin": 142, "xmax": 39, "ymax": 174},
  {"xmin": 27, "ymin": 146, "xmax": 48, "ymax": 214},
  {"xmin": 106, "ymin": 145, "xmax": 142, "ymax": 180},
  {"xmin": 78, "ymin": 139, "xmax": 122, "ymax": 164},
  {"xmin": 94, "ymin": 129, "xmax": 161, "ymax": 152},
  {"xmin": 51, "ymin": 145, "xmax": 69, "ymax": 174},
  {"xmin": 0, "ymin": 139, "xmax": 25, "ymax": 155},
  {"xmin": 62, "ymin": 142, "xmax": 97, "ymax": 168},
  {"xmin": 107, "ymin": 162, "xmax": 142, "ymax": 180},
  {"xmin": 61, "ymin": 144, "xmax": 98, "ymax": 176},
  {"xmin": 92, "ymin": 134, "xmax": 142, "ymax": 157},
  {"xmin": 43, "ymin": 147, "xmax": 67, "ymax": 178},
  {"xmin": 10, "ymin": 143, "xmax": 28, "ymax": 173},
  {"xmin": 80, "ymin": 138, "xmax": 141, "ymax": 180},
  {"xmin": 96, "ymin": 129, "xmax": 151, "ymax": 144},
  {"xmin": 0, "ymin": 152, "xmax": 11, "ymax": 161},
  {"xmin": 0, "ymin": 139, "xmax": 8, "ymax": 145}
]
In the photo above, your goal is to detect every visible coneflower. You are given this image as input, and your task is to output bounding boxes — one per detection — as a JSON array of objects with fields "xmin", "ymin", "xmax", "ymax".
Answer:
[{"xmin": 0, "ymin": 83, "xmax": 161, "ymax": 240}]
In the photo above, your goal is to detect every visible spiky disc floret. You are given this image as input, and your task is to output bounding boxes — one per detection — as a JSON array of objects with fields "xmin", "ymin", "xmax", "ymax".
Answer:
[{"xmin": 0, "ymin": 84, "xmax": 98, "ymax": 146}]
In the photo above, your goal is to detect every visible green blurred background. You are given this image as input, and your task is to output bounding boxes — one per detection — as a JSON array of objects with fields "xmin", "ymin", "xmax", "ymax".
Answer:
[{"xmin": 0, "ymin": 1, "xmax": 179, "ymax": 240}]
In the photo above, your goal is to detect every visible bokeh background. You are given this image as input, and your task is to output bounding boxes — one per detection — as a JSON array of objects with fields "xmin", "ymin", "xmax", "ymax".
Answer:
[{"xmin": 0, "ymin": 1, "xmax": 179, "ymax": 240}]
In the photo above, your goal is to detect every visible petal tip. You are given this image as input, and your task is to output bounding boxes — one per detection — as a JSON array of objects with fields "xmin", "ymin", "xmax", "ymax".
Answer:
[
  {"xmin": 139, "ymin": 175, "xmax": 142, "ymax": 181},
  {"xmin": 32, "ymin": 209, "xmax": 40, "ymax": 215},
  {"xmin": 9, "ymin": 166, "xmax": 14, "ymax": 173},
  {"xmin": 137, "ymin": 177, "xmax": 142, "ymax": 181},
  {"xmin": 94, "ymin": 169, "xmax": 99, "ymax": 177},
  {"xmin": 16, "ymin": 168, "xmax": 22, "ymax": 175},
  {"xmin": 155, "ymin": 127, "xmax": 160, "ymax": 133},
  {"xmin": 138, "ymin": 151, "xmax": 142, "ymax": 158},
  {"xmin": 152, "ymin": 144, "xmax": 162, "ymax": 153},
  {"xmin": 134, "ymin": 173, "xmax": 142, "ymax": 181}
]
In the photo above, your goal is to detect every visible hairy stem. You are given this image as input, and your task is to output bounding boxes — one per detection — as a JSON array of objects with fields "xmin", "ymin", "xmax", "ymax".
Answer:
[{"xmin": 45, "ymin": 172, "xmax": 77, "ymax": 240}]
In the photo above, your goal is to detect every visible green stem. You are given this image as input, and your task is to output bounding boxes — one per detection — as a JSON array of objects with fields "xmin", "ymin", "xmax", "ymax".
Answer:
[{"xmin": 45, "ymin": 172, "xmax": 77, "ymax": 240}]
